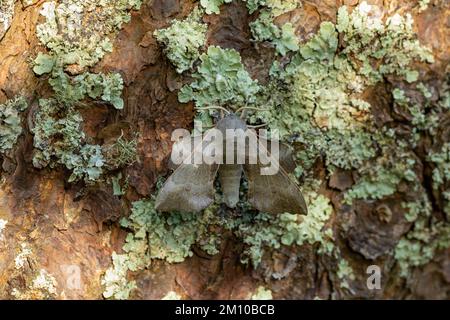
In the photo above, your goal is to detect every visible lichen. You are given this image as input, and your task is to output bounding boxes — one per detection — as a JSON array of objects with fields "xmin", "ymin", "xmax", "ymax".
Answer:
[
  {"xmin": 251, "ymin": 286, "xmax": 273, "ymax": 300},
  {"xmin": 36, "ymin": 0, "xmax": 141, "ymax": 69},
  {"xmin": 161, "ymin": 291, "xmax": 182, "ymax": 300},
  {"xmin": 30, "ymin": 0, "xmax": 142, "ymax": 184},
  {"xmin": 249, "ymin": 10, "xmax": 299, "ymax": 56},
  {"xmin": 200, "ymin": 0, "xmax": 232, "ymax": 15},
  {"xmin": 337, "ymin": 259, "xmax": 356, "ymax": 290},
  {"xmin": 102, "ymin": 198, "xmax": 223, "ymax": 299},
  {"xmin": 31, "ymin": 269, "xmax": 58, "ymax": 296},
  {"xmin": 33, "ymin": 0, "xmax": 141, "ymax": 109},
  {"xmin": 107, "ymin": 0, "xmax": 447, "ymax": 293},
  {"xmin": 12, "ymin": 269, "xmax": 58, "ymax": 299},
  {"xmin": 14, "ymin": 243, "xmax": 32, "ymax": 270},
  {"xmin": 395, "ymin": 216, "xmax": 450, "ymax": 277},
  {"xmin": 178, "ymin": 46, "xmax": 260, "ymax": 109},
  {"xmin": 418, "ymin": 0, "xmax": 431, "ymax": 12},
  {"xmin": 428, "ymin": 143, "xmax": 450, "ymax": 218},
  {"xmin": 102, "ymin": 252, "xmax": 140, "ymax": 300},
  {"xmin": 336, "ymin": 2, "xmax": 434, "ymax": 84},
  {"xmin": 0, "ymin": 219, "xmax": 7, "ymax": 241},
  {"xmin": 0, "ymin": 0, "xmax": 14, "ymax": 40},
  {"xmin": 237, "ymin": 181, "xmax": 334, "ymax": 267},
  {"xmin": 154, "ymin": 7, "xmax": 207, "ymax": 73},
  {"xmin": 103, "ymin": 134, "xmax": 138, "ymax": 170},
  {"xmin": 0, "ymin": 96, "xmax": 28, "ymax": 154},
  {"xmin": 245, "ymin": 0, "xmax": 300, "ymax": 16},
  {"xmin": 32, "ymin": 99, "xmax": 105, "ymax": 183},
  {"xmin": 344, "ymin": 133, "xmax": 418, "ymax": 204}
]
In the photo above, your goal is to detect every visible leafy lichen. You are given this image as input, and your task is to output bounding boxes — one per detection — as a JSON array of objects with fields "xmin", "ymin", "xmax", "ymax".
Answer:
[
  {"xmin": 32, "ymin": 99, "xmax": 105, "ymax": 183},
  {"xmin": 102, "ymin": 198, "xmax": 224, "ymax": 299},
  {"xmin": 245, "ymin": 0, "xmax": 300, "ymax": 16},
  {"xmin": 0, "ymin": 96, "xmax": 28, "ymax": 154},
  {"xmin": 11, "ymin": 269, "xmax": 58, "ymax": 300},
  {"xmin": 250, "ymin": 286, "xmax": 273, "ymax": 300},
  {"xmin": 395, "ymin": 216, "xmax": 450, "ymax": 277},
  {"xmin": 33, "ymin": 0, "xmax": 141, "ymax": 109},
  {"xmin": 0, "ymin": 0, "xmax": 14, "ymax": 40},
  {"xmin": 36, "ymin": 0, "xmax": 141, "ymax": 69},
  {"xmin": 154, "ymin": 7, "xmax": 207, "ymax": 74},
  {"xmin": 337, "ymin": 259, "xmax": 356, "ymax": 290},
  {"xmin": 200, "ymin": 0, "xmax": 232, "ymax": 15},
  {"xmin": 31, "ymin": 0, "xmax": 142, "ymax": 184},
  {"xmin": 237, "ymin": 181, "xmax": 334, "ymax": 267},
  {"xmin": 106, "ymin": 1, "xmax": 447, "ymax": 293},
  {"xmin": 428, "ymin": 143, "xmax": 450, "ymax": 218},
  {"xmin": 250, "ymin": 10, "xmax": 299, "ymax": 56},
  {"xmin": 178, "ymin": 46, "xmax": 260, "ymax": 109}
]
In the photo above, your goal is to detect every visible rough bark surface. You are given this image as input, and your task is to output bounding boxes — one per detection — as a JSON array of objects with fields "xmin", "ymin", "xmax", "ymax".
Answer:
[{"xmin": 0, "ymin": 0, "xmax": 449, "ymax": 299}]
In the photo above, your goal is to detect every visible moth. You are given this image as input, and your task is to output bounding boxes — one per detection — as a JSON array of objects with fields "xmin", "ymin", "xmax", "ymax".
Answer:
[{"xmin": 155, "ymin": 108, "xmax": 307, "ymax": 215}]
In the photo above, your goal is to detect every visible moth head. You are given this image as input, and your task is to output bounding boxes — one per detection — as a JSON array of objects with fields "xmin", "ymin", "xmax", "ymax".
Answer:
[{"xmin": 215, "ymin": 113, "xmax": 247, "ymax": 133}]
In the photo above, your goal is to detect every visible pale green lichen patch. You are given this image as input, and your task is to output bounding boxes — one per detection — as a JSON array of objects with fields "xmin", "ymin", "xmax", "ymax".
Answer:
[
  {"xmin": 250, "ymin": 10, "xmax": 299, "ymax": 56},
  {"xmin": 0, "ymin": 0, "xmax": 14, "ymax": 40},
  {"xmin": 14, "ymin": 243, "xmax": 32, "ymax": 270},
  {"xmin": 428, "ymin": 143, "xmax": 450, "ymax": 218},
  {"xmin": 154, "ymin": 7, "xmax": 207, "ymax": 74},
  {"xmin": 178, "ymin": 46, "xmax": 260, "ymax": 109},
  {"xmin": 200, "ymin": 0, "xmax": 232, "ymax": 15},
  {"xmin": 418, "ymin": 0, "xmax": 431, "ymax": 12},
  {"xmin": 102, "ymin": 198, "xmax": 223, "ymax": 299},
  {"xmin": 344, "ymin": 133, "xmax": 418, "ymax": 204},
  {"xmin": 250, "ymin": 286, "xmax": 273, "ymax": 300},
  {"xmin": 395, "ymin": 216, "xmax": 450, "ymax": 277},
  {"xmin": 120, "ymin": 199, "xmax": 222, "ymax": 263},
  {"xmin": 336, "ymin": 2, "xmax": 433, "ymax": 84},
  {"xmin": 31, "ymin": 0, "xmax": 142, "ymax": 183},
  {"xmin": 32, "ymin": 99, "xmax": 105, "ymax": 183},
  {"xmin": 46, "ymin": 69, "xmax": 125, "ymax": 109},
  {"xmin": 36, "ymin": 0, "xmax": 141, "ymax": 69},
  {"xmin": 248, "ymin": 0, "xmax": 302, "ymax": 56},
  {"xmin": 245, "ymin": 0, "xmax": 300, "ymax": 16},
  {"xmin": 0, "ymin": 96, "xmax": 28, "ymax": 154},
  {"xmin": 237, "ymin": 181, "xmax": 334, "ymax": 267},
  {"xmin": 12, "ymin": 269, "xmax": 58, "ymax": 299},
  {"xmin": 337, "ymin": 259, "xmax": 356, "ymax": 290},
  {"xmin": 33, "ymin": 0, "xmax": 142, "ymax": 109},
  {"xmin": 102, "ymin": 252, "xmax": 141, "ymax": 300},
  {"xmin": 161, "ymin": 291, "xmax": 182, "ymax": 300}
]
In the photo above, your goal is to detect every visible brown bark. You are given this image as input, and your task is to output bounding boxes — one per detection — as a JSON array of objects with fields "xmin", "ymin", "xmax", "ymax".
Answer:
[{"xmin": 0, "ymin": 0, "xmax": 449, "ymax": 300}]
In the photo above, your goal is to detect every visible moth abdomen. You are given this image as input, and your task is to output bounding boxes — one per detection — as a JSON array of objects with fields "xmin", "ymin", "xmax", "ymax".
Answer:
[{"xmin": 218, "ymin": 164, "xmax": 243, "ymax": 208}]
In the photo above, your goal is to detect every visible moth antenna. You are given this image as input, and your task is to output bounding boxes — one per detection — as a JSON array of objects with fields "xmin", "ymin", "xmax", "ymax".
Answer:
[
  {"xmin": 196, "ymin": 106, "xmax": 230, "ymax": 114},
  {"xmin": 235, "ymin": 106, "xmax": 270, "ymax": 115},
  {"xmin": 247, "ymin": 123, "xmax": 268, "ymax": 129}
]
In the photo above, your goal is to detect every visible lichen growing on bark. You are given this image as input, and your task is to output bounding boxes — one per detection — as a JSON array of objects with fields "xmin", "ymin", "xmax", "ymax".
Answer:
[
  {"xmin": 100, "ymin": 1, "xmax": 449, "ymax": 299},
  {"xmin": 154, "ymin": 7, "xmax": 207, "ymax": 74},
  {"xmin": 0, "ymin": 0, "xmax": 14, "ymax": 40},
  {"xmin": 30, "ymin": 0, "xmax": 142, "ymax": 183},
  {"xmin": 0, "ymin": 96, "xmax": 28, "ymax": 154}
]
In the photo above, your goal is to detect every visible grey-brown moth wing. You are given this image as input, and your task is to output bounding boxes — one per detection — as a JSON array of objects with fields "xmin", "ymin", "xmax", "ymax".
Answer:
[
  {"xmin": 244, "ymin": 138, "xmax": 308, "ymax": 215},
  {"xmin": 155, "ymin": 136, "xmax": 219, "ymax": 212}
]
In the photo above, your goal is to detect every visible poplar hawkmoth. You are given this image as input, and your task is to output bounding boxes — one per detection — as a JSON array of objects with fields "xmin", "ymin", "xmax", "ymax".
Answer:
[{"xmin": 155, "ymin": 109, "xmax": 307, "ymax": 215}]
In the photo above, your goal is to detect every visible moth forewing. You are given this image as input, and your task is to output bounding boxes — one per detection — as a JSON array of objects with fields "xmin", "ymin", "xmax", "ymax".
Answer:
[
  {"xmin": 243, "ymin": 129, "xmax": 308, "ymax": 215},
  {"xmin": 256, "ymin": 130, "xmax": 280, "ymax": 176},
  {"xmin": 155, "ymin": 129, "xmax": 220, "ymax": 212}
]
